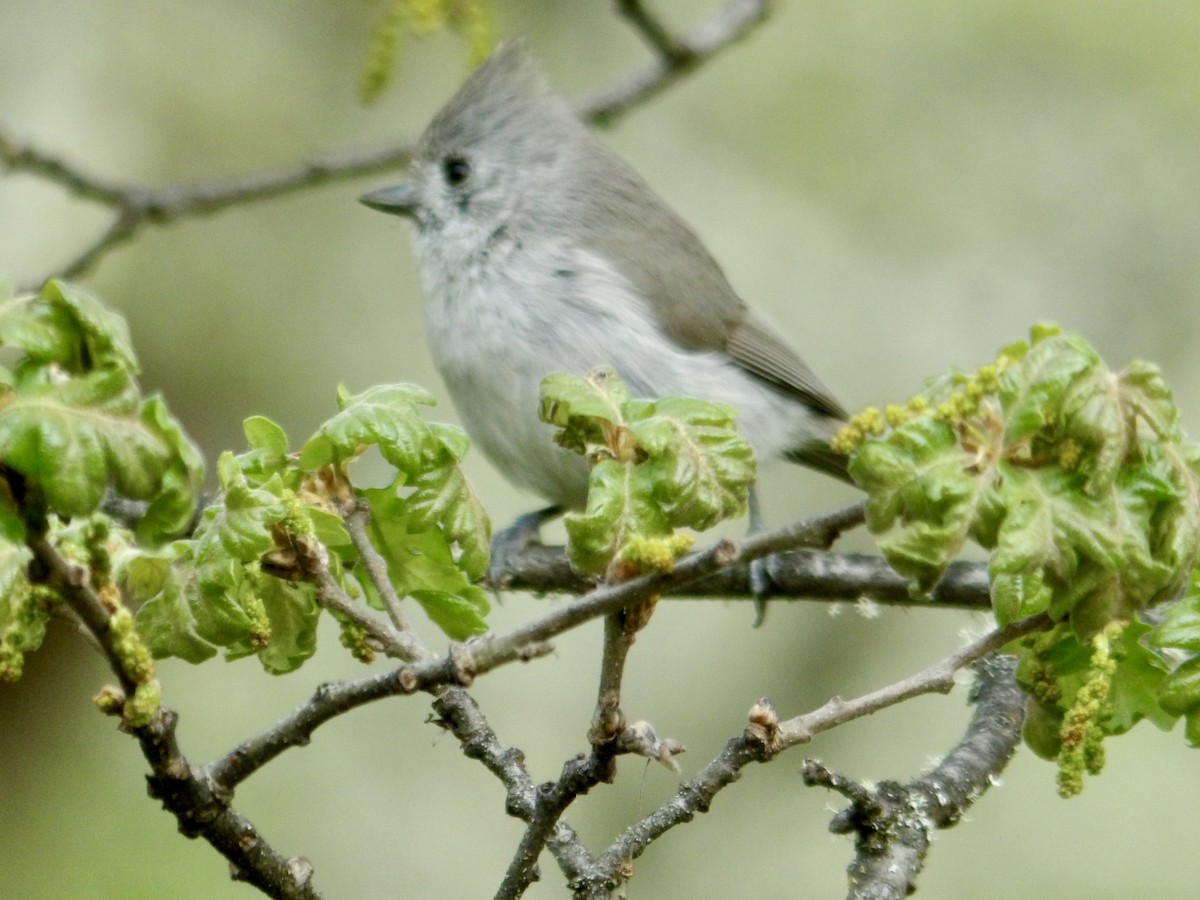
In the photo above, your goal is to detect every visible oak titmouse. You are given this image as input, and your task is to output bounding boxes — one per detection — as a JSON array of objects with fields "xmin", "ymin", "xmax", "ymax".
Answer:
[{"xmin": 361, "ymin": 42, "xmax": 847, "ymax": 559}]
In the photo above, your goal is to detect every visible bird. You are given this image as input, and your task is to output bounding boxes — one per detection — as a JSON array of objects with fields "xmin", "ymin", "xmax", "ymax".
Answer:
[{"xmin": 360, "ymin": 42, "xmax": 848, "ymax": 608}]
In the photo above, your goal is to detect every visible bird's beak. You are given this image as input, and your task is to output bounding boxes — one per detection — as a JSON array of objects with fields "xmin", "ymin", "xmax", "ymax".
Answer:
[{"xmin": 359, "ymin": 182, "xmax": 419, "ymax": 217}]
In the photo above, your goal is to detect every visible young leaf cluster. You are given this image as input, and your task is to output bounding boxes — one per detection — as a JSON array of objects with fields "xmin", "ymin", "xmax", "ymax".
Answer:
[
  {"xmin": 840, "ymin": 325, "xmax": 1200, "ymax": 782},
  {"xmin": 0, "ymin": 280, "xmax": 491, "ymax": 684},
  {"xmin": 0, "ymin": 280, "xmax": 204, "ymax": 703},
  {"xmin": 135, "ymin": 383, "xmax": 492, "ymax": 672},
  {"xmin": 539, "ymin": 366, "xmax": 756, "ymax": 579}
]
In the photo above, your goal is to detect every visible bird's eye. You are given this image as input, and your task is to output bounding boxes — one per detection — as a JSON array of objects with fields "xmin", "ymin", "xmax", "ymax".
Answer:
[{"xmin": 443, "ymin": 155, "xmax": 471, "ymax": 186}]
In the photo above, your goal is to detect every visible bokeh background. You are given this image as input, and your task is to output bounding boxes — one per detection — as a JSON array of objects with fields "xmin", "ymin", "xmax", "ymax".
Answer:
[{"xmin": 3, "ymin": 1, "xmax": 1200, "ymax": 897}]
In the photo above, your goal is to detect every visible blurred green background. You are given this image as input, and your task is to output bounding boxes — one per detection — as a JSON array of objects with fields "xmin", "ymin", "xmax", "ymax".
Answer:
[{"xmin": 2, "ymin": 1, "xmax": 1199, "ymax": 897}]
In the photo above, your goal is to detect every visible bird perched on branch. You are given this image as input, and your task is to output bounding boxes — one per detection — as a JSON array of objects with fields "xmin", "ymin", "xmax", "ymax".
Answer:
[{"xmin": 361, "ymin": 42, "xmax": 848, "ymax": 609}]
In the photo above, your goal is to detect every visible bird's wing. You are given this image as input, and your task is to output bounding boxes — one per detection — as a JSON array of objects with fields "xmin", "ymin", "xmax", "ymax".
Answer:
[
  {"xmin": 579, "ymin": 159, "xmax": 846, "ymax": 421},
  {"xmin": 724, "ymin": 310, "xmax": 847, "ymax": 420}
]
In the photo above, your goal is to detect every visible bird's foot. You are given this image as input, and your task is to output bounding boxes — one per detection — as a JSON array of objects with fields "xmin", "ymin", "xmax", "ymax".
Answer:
[
  {"xmin": 750, "ymin": 555, "xmax": 775, "ymax": 627},
  {"xmin": 487, "ymin": 505, "xmax": 562, "ymax": 591}
]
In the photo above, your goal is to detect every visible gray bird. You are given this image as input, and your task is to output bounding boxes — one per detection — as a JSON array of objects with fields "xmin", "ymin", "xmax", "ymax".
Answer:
[{"xmin": 361, "ymin": 42, "xmax": 848, "ymax": 600}]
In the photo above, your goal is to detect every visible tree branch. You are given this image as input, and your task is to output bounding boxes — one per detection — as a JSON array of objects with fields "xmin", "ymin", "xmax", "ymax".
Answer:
[
  {"xmin": 194, "ymin": 506, "xmax": 868, "ymax": 894},
  {"xmin": 206, "ymin": 666, "xmax": 413, "ymax": 790},
  {"xmin": 396, "ymin": 504, "xmax": 870, "ymax": 693},
  {"xmin": 589, "ymin": 608, "xmax": 643, "ymax": 744},
  {"xmin": 497, "ymin": 591, "xmax": 671, "ymax": 899},
  {"xmin": 1, "ymin": 130, "xmax": 413, "ymax": 287},
  {"xmin": 23, "ymin": 525, "xmax": 319, "ymax": 899},
  {"xmin": 491, "ymin": 499, "xmax": 984, "ymax": 612},
  {"xmin": 432, "ymin": 688, "xmax": 597, "ymax": 885},
  {"xmin": 582, "ymin": 0, "xmax": 772, "ymax": 124},
  {"xmin": 494, "ymin": 748, "xmax": 615, "ymax": 900},
  {"xmin": 3, "ymin": 1, "xmax": 771, "ymax": 288},
  {"xmin": 78, "ymin": 493, "xmax": 1013, "ymax": 899},
  {"xmin": 802, "ymin": 653, "xmax": 1028, "ymax": 899},
  {"xmin": 291, "ymin": 532, "xmax": 425, "ymax": 662},
  {"xmin": 615, "ymin": 0, "xmax": 694, "ymax": 64},
  {"xmin": 570, "ymin": 613, "xmax": 1049, "ymax": 895}
]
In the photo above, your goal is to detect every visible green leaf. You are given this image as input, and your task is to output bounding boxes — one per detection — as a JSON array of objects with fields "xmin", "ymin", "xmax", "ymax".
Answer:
[
  {"xmin": 850, "ymin": 326, "xmax": 1200, "ymax": 628},
  {"xmin": 299, "ymin": 383, "xmax": 441, "ymax": 473},
  {"xmin": 406, "ymin": 465, "xmax": 491, "ymax": 581},
  {"xmin": 306, "ymin": 506, "xmax": 353, "ymax": 549},
  {"xmin": 41, "ymin": 280, "xmax": 138, "ymax": 372},
  {"xmin": 0, "ymin": 295, "xmax": 78, "ymax": 368},
  {"xmin": 244, "ymin": 415, "xmax": 289, "ymax": 457},
  {"xmin": 430, "ymin": 421, "xmax": 471, "ymax": 461},
  {"xmin": 846, "ymin": 326, "xmax": 1200, "ymax": 761},
  {"xmin": 850, "ymin": 416, "xmax": 980, "ymax": 588},
  {"xmin": 202, "ymin": 455, "xmax": 288, "ymax": 560},
  {"xmin": 999, "ymin": 332, "xmax": 1098, "ymax": 445},
  {"xmin": 540, "ymin": 369, "xmax": 755, "ymax": 576},
  {"xmin": 1105, "ymin": 619, "xmax": 1175, "ymax": 733},
  {"xmin": 991, "ymin": 572, "xmax": 1053, "ymax": 627},
  {"xmin": 565, "ymin": 460, "xmax": 671, "ymax": 576},
  {"xmin": 0, "ymin": 282, "xmax": 203, "ymax": 528},
  {"xmin": 136, "ymin": 395, "xmax": 205, "ymax": 542},
  {"xmin": 176, "ymin": 460, "xmax": 289, "ymax": 660},
  {"xmin": 0, "ymin": 371, "xmax": 171, "ymax": 516},
  {"xmin": 1022, "ymin": 697, "xmax": 1064, "ymax": 760},
  {"xmin": 1151, "ymin": 573, "xmax": 1200, "ymax": 653},
  {"xmin": 631, "ymin": 396, "xmax": 756, "ymax": 531},
  {"xmin": 411, "ymin": 587, "xmax": 490, "ymax": 642},
  {"xmin": 0, "ymin": 280, "xmax": 137, "ymax": 374},
  {"xmin": 362, "ymin": 487, "xmax": 489, "ymax": 639},
  {"xmin": 130, "ymin": 553, "xmax": 217, "ymax": 664},
  {"xmin": 298, "ymin": 386, "xmax": 491, "ymax": 585},
  {"xmin": 1158, "ymin": 656, "xmax": 1200, "ymax": 719},
  {"xmin": 541, "ymin": 368, "xmax": 630, "ymax": 428},
  {"xmin": 0, "ymin": 501, "xmax": 25, "ymax": 545},
  {"xmin": 255, "ymin": 577, "xmax": 320, "ymax": 674},
  {"xmin": 186, "ymin": 561, "xmax": 270, "ymax": 659},
  {"xmin": 1184, "ymin": 710, "xmax": 1200, "ymax": 747},
  {"xmin": 539, "ymin": 367, "xmax": 635, "ymax": 458},
  {"xmin": 238, "ymin": 415, "xmax": 290, "ymax": 480}
]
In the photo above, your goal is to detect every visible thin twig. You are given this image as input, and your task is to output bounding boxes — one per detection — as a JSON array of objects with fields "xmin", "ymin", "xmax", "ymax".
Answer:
[
  {"xmin": 496, "ymin": 599, "xmax": 655, "ymax": 899},
  {"xmin": 616, "ymin": 0, "xmax": 693, "ymax": 64},
  {"xmin": 579, "ymin": 0, "xmax": 771, "ymax": 124},
  {"xmin": 176, "ymin": 501, "xmax": 1008, "ymax": 898},
  {"xmin": 589, "ymin": 611, "xmax": 641, "ymax": 744},
  {"xmin": 773, "ymin": 613, "xmax": 1046, "ymax": 747},
  {"xmin": 4, "ymin": 1, "xmax": 771, "ymax": 288},
  {"xmin": 343, "ymin": 502, "xmax": 426, "ymax": 645},
  {"xmin": 494, "ymin": 749, "xmax": 616, "ymax": 900},
  {"xmin": 0, "ymin": 132, "xmax": 127, "ymax": 204},
  {"xmin": 297, "ymin": 534, "xmax": 424, "ymax": 662},
  {"xmin": 575, "ymin": 612, "xmax": 1050, "ymax": 894},
  {"xmin": 2, "ymin": 134, "xmax": 412, "ymax": 288},
  {"xmin": 25, "ymin": 529, "xmax": 140, "ymax": 695},
  {"xmin": 206, "ymin": 666, "xmax": 411, "ymax": 789},
  {"xmin": 433, "ymin": 688, "xmax": 597, "ymax": 885},
  {"xmin": 184, "ymin": 506, "xmax": 953, "ymax": 800}
]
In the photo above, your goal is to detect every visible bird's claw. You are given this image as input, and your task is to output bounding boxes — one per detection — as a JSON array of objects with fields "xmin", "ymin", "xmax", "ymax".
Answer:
[
  {"xmin": 750, "ymin": 555, "xmax": 774, "ymax": 627},
  {"xmin": 486, "ymin": 505, "xmax": 561, "ymax": 592}
]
